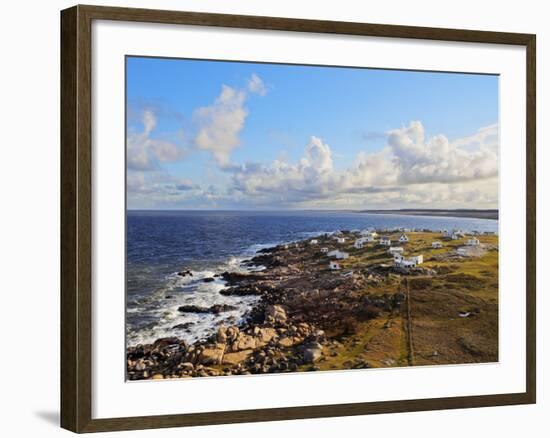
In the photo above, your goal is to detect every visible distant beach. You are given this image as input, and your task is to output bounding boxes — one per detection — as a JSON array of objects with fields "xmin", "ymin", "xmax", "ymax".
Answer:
[{"xmin": 359, "ymin": 209, "xmax": 498, "ymax": 220}]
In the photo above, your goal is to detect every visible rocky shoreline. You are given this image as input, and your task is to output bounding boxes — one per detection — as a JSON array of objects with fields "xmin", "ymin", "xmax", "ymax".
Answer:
[
  {"xmin": 127, "ymin": 228, "xmax": 498, "ymax": 380},
  {"xmin": 127, "ymin": 231, "xmax": 398, "ymax": 380}
]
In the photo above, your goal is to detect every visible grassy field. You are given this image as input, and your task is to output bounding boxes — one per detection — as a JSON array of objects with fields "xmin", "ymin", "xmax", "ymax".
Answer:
[{"xmin": 314, "ymin": 232, "xmax": 499, "ymax": 370}]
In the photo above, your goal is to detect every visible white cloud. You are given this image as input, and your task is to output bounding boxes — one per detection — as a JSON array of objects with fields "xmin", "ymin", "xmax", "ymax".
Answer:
[
  {"xmin": 127, "ymin": 110, "xmax": 186, "ymax": 171},
  {"xmin": 385, "ymin": 121, "xmax": 498, "ymax": 184},
  {"xmin": 194, "ymin": 74, "xmax": 267, "ymax": 166},
  {"xmin": 247, "ymin": 73, "xmax": 267, "ymax": 96},
  {"xmin": 194, "ymin": 85, "xmax": 248, "ymax": 166},
  {"xmin": 228, "ymin": 121, "xmax": 498, "ymax": 208}
]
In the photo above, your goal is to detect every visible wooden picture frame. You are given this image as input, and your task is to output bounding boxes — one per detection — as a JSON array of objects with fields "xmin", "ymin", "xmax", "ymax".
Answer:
[{"xmin": 60, "ymin": 4, "xmax": 536, "ymax": 433}]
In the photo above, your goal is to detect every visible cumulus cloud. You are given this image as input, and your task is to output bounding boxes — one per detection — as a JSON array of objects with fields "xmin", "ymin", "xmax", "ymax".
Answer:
[
  {"xmin": 194, "ymin": 85, "xmax": 248, "ymax": 166},
  {"xmin": 194, "ymin": 74, "xmax": 267, "ymax": 166},
  {"xmin": 127, "ymin": 110, "xmax": 187, "ymax": 171},
  {"xmin": 228, "ymin": 121, "xmax": 498, "ymax": 208},
  {"xmin": 384, "ymin": 121, "xmax": 498, "ymax": 184},
  {"xmin": 231, "ymin": 136, "xmax": 335, "ymax": 198}
]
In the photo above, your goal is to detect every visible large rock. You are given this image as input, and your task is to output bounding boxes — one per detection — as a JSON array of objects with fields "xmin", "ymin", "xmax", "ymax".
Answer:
[
  {"xmin": 178, "ymin": 304, "xmax": 237, "ymax": 314},
  {"xmin": 265, "ymin": 305, "xmax": 287, "ymax": 324},
  {"xmin": 302, "ymin": 343, "xmax": 323, "ymax": 363},
  {"xmin": 198, "ymin": 343, "xmax": 225, "ymax": 365},
  {"xmin": 222, "ymin": 349, "xmax": 253, "ymax": 365},
  {"xmin": 257, "ymin": 327, "xmax": 278, "ymax": 345},
  {"xmin": 277, "ymin": 337, "xmax": 296, "ymax": 348},
  {"xmin": 216, "ymin": 326, "xmax": 228, "ymax": 343},
  {"xmin": 234, "ymin": 334, "xmax": 256, "ymax": 351},
  {"xmin": 226, "ymin": 326, "xmax": 240, "ymax": 343}
]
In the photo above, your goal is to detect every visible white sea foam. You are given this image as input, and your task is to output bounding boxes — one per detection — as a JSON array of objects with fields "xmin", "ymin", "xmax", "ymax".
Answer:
[{"xmin": 126, "ymin": 264, "xmax": 260, "ymax": 346}]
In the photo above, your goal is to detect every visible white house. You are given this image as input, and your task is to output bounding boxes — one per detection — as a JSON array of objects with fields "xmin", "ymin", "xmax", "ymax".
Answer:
[
  {"xmin": 328, "ymin": 261, "xmax": 341, "ymax": 270},
  {"xmin": 394, "ymin": 254, "xmax": 423, "ymax": 268},
  {"xmin": 336, "ymin": 237, "xmax": 346, "ymax": 244},
  {"xmin": 354, "ymin": 239, "xmax": 364, "ymax": 249},
  {"xmin": 320, "ymin": 247, "xmax": 329, "ymax": 253},
  {"xmin": 310, "ymin": 239, "xmax": 319, "ymax": 245},
  {"xmin": 431, "ymin": 241, "xmax": 443, "ymax": 249},
  {"xmin": 399, "ymin": 234, "xmax": 409, "ymax": 243},
  {"xmin": 361, "ymin": 230, "xmax": 378, "ymax": 238},
  {"xmin": 466, "ymin": 237, "xmax": 480, "ymax": 246},
  {"xmin": 327, "ymin": 250, "xmax": 349, "ymax": 260},
  {"xmin": 388, "ymin": 246, "xmax": 404, "ymax": 255},
  {"xmin": 379, "ymin": 236, "xmax": 391, "ymax": 246},
  {"xmin": 457, "ymin": 247, "xmax": 468, "ymax": 256}
]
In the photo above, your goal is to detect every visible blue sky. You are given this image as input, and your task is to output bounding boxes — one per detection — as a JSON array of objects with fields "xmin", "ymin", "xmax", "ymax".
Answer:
[{"xmin": 126, "ymin": 56, "xmax": 499, "ymax": 210}]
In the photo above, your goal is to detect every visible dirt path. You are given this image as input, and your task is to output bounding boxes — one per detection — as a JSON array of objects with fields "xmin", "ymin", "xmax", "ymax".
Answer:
[{"xmin": 403, "ymin": 278, "xmax": 415, "ymax": 366}]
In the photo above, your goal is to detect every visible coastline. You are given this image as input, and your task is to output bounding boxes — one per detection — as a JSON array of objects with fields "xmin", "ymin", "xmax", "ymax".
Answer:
[
  {"xmin": 127, "ymin": 228, "xmax": 499, "ymax": 380},
  {"xmin": 359, "ymin": 209, "xmax": 498, "ymax": 220}
]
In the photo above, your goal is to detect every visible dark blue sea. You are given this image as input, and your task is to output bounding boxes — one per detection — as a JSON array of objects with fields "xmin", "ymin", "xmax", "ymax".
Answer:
[{"xmin": 126, "ymin": 210, "xmax": 498, "ymax": 346}]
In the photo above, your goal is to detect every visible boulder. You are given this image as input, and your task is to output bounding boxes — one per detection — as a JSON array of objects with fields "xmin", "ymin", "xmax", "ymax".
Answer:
[
  {"xmin": 198, "ymin": 343, "xmax": 225, "ymax": 365},
  {"xmin": 222, "ymin": 349, "xmax": 253, "ymax": 365},
  {"xmin": 277, "ymin": 337, "xmax": 295, "ymax": 348},
  {"xmin": 178, "ymin": 304, "xmax": 237, "ymax": 314},
  {"xmin": 257, "ymin": 327, "xmax": 278, "ymax": 345},
  {"xmin": 216, "ymin": 326, "xmax": 228, "ymax": 343},
  {"xmin": 235, "ymin": 334, "xmax": 256, "ymax": 351},
  {"xmin": 265, "ymin": 305, "xmax": 287, "ymax": 324},
  {"xmin": 226, "ymin": 326, "xmax": 240, "ymax": 342},
  {"xmin": 302, "ymin": 343, "xmax": 323, "ymax": 363},
  {"xmin": 180, "ymin": 362, "xmax": 194, "ymax": 372}
]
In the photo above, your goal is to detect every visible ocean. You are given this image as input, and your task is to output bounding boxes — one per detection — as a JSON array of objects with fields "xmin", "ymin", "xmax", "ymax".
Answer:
[{"xmin": 126, "ymin": 210, "xmax": 498, "ymax": 347}]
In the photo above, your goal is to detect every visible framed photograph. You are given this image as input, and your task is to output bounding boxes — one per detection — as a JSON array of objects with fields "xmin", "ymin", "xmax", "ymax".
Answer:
[{"xmin": 60, "ymin": 4, "xmax": 536, "ymax": 433}]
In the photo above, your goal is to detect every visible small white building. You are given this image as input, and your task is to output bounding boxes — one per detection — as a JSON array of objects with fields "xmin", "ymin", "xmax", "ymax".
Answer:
[
  {"xmin": 379, "ymin": 236, "xmax": 391, "ymax": 246},
  {"xmin": 388, "ymin": 246, "xmax": 404, "ymax": 255},
  {"xmin": 431, "ymin": 241, "xmax": 443, "ymax": 249},
  {"xmin": 320, "ymin": 247, "xmax": 329, "ymax": 253},
  {"xmin": 394, "ymin": 254, "xmax": 423, "ymax": 268},
  {"xmin": 354, "ymin": 239, "xmax": 365, "ymax": 249},
  {"xmin": 466, "ymin": 237, "xmax": 480, "ymax": 246},
  {"xmin": 327, "ymin": 250, "xmax": 349, "ymax": 260},
  {"xmin": 336, "ymin": 237, "xmax": 346, "ymax": 244},
  {"xmin": 457, "ymin": 247, "xmax": 468, "ymax": 256},
  {"xmin": 329, "ymin": 261, "xmax": 341, "ymax": 270},
  {"xmin": 310, "ymin": 239, "xmax": 319, "ymax": 245},
  {"xmin": 361, "ymin": 230, "xmax": 378, "ymax": 238},
  {"xmin": 399, "ymin": 234, "xmax": 409, "ymax": 243}
]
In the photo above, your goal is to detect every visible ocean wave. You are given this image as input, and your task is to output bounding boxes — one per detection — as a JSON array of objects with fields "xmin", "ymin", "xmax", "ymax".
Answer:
[{"xmin": 127, "ymin": 254, "xmax": 262, "ymax": 347}]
